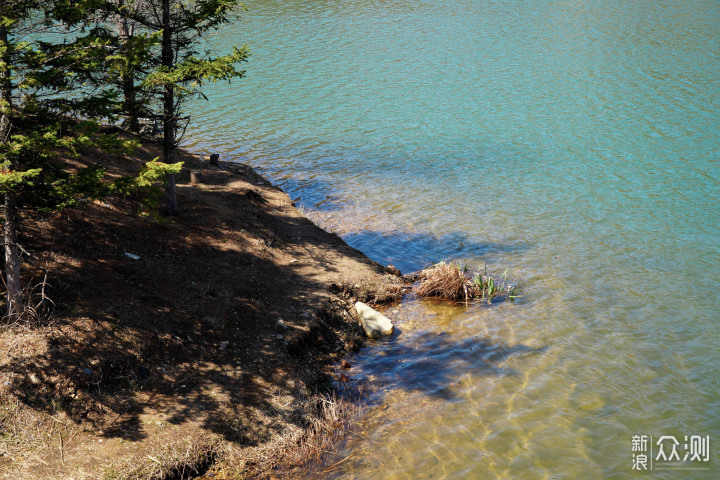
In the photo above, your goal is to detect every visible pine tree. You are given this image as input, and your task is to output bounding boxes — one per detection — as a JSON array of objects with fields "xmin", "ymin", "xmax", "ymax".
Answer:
[
  {"xmin": 0, "ymin": 0, "xmax": 139, "ymax": 322},
  {"xmin": 100, "ymin": 0, "xmax": 157, "ymax": 132},
  {"xmin": 114, "ymin": 0, "xmax": 248, "ymax": 215},
  {"xmin": 0, "ymin": 0, "xmax": 244, "ymax": 319}
]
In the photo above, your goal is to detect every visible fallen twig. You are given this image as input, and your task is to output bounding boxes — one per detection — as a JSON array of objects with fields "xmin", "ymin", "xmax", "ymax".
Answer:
[
  {"xmin": 59, "ymin": 430, "xmax": 64, "ymax": 464},
  {"xmin": 321, "ymin": 454, "xmax": 353, "ymax": 473}
]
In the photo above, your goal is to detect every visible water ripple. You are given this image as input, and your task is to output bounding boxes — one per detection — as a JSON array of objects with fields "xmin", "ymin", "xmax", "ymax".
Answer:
[{"xmin": 183, "ymin": 0, "xmax": 720, "ymax": 478}]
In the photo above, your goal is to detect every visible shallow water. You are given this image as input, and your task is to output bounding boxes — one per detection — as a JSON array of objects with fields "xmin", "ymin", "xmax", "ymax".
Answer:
[{"xmin": 184, "ymin": 0, "xmax": 720, "ymax": 477}]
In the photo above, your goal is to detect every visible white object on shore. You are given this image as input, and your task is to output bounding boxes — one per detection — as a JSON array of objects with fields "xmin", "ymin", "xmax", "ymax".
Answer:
[
  {"xmin": 124, "ymin": 252, "xmax": 140, "ymax": 260},
  {"xmin": 355, "ymin": 302, "xmax": 394, "ymax": 339}
]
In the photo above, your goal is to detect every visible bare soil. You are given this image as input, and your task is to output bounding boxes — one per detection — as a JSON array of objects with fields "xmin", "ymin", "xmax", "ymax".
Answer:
[{"xmin": 0, "ymin": 142, "xmax": 405, "ymax": 479}]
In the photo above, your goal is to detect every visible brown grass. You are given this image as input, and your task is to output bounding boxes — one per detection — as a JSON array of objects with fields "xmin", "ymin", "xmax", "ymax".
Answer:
[
  {"xmin": 0, "ymin": 394, "xmax": 83, "ymax": 477},
  {"xmin": 101, "ymin": 433, "xmax": 219, "ymax": 480},
  {"xmin": 184, "ymin": 392, "xmax": 363, "ymax": 480},
  {"xmin": 414, "ymin": 261, "xmax": 468, "ymax": 300},
  {"xmin": 270, "ymin": 393, "xmax": 362, "ymax": 478},
  {"xmin": 0, "ymin": 267, "xmax": 55, "ymax": 328},
  {"xmin": 414, "ymin": 261, "xmax": 520, "ymax": 303}
]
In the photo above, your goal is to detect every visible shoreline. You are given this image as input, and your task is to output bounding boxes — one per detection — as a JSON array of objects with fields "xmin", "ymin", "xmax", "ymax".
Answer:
[{"xmin": 0, "ymin": 143, "xmax": 407, "ymax": 479}]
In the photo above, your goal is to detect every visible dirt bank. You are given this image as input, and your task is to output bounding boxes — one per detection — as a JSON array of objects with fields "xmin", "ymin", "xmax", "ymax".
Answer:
[{"xmin": 0, "ymin": 143, "xmax": 405, "ymax": 479}]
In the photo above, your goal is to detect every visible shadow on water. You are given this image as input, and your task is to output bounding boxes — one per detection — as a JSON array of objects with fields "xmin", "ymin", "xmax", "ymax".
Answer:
[
  {"xmin": 344, "ymin": 230, "xmax": 531, "ymax": 274},
  {"xmin": 266, "ymin": 173, "xmax": 345, "ymax": 213},
  {"xmin": 349, "ymin": 329, "xmax": 546, "ymax": 403},
  {"xmin": 210, "ymin": 160, "xmax": 533, "ymax": 274}
]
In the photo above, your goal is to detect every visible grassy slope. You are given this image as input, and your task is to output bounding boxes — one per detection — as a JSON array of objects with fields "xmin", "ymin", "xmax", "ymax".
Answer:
[{"xmin": 0, "ymin": 143, "xmax": 404, "ymax": 479}]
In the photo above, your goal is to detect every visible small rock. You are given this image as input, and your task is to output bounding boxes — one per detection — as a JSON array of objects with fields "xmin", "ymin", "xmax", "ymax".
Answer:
[
  {"xmin": 275, "ymin": 334, "xmax": 284, "ymax": 340},
  {"xmin": 355, "ymin": 302, "xmax": 394, "ymax": 338},
  {"xmin": 123, "ymin": 252, "xmax": 140, "ymax": 260},
  {"xmin": 301, "ymin": 312, "xmax": 312, "ymax": 318},
  {"xmin": 219, "ymin": 341, "xmax": 229, "ymax": 351},
  {"xmin": 276, "ymin": 318, "xmax": 288, "ymax": 329},
  {"xmin": 339, "ymin": 373, "xmax": 350, "ymax": 383},
  {"xmin": 341, "ymin": 360, "xmax": 351, "ymax": 369},
  {"xmin": 386, "ymin": 264, "xmax": 402, "ymax": 276}
]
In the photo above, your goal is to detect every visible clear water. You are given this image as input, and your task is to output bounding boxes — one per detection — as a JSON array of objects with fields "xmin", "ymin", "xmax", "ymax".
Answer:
[{"xmin": 184, "ymin": 0, "xmax": 720, "ymax": 478}]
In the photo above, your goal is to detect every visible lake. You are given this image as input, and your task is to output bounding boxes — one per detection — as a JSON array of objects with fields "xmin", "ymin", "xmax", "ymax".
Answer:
[{"xmin": 184, "ymin": 0, "xmax": 720, "ymax": 478}]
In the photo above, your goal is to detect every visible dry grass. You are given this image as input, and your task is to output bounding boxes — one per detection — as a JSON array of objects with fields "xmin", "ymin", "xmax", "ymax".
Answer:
[
  {"xmin": 0, "ymin": 142, "xmax": 409, "ymax": 479},
  {"xmin": 0, "ymin": 394, "xmax": 83, "ymax": 478},
  {"xmin": 414, "ymin": 261, "xmax": 520, "ymax": 303},
  {"xmin": 332, "ymin": 273, "xmax": 407, "ymax": 306},
  {"xmin": 184, "ymin": 392, "xmax": 363, "ymax": 479},
  {"xmin": 272, "ymin": 393, "xmax": 361, "ymax": 478},
  {"xmin": 0, "ymin": 272, "xmax": 56, "ymax": 329},
  {"xmin": 415, "ymin": 261, "xmax": 468, "ymax": 300},
  {"xmin": 95, "ymin": 392, "xmax": 361, "ymax": 480},
  {"xmin": 101, "ymin": 433, "xmax": 219, "ymax": 480}
]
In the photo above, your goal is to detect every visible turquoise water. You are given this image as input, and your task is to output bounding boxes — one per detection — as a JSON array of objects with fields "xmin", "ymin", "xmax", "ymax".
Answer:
[{"xmin": 184, "ymin": 0, "xmax": 720, "ymax": 478}]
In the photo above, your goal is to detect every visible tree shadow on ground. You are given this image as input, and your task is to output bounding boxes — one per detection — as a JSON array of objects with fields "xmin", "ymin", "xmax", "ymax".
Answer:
[
  {"xmin": 1, "ymin": 166, "xmax": 374, "ymax": 447},
  {"xmin": 0, "ymin": 162, "xmax": 532, "ymax": 456}
]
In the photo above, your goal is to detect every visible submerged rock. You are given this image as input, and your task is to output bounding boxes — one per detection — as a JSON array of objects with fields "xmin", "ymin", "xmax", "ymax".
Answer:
[{"xmin": 355, "ymin": 301, "xmax": 394, "ymax": 338}]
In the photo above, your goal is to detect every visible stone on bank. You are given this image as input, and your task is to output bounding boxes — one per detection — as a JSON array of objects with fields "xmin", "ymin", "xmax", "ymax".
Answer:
[{"xmin": 355, "ymin": 301, "xmax": 394, "ymax": 338}]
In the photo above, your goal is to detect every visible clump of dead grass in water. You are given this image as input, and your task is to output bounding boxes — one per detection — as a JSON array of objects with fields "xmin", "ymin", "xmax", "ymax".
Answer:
[
  {"xmin": 415, "ymin": 261, "xmax": 521, "ymax": 303},
  {"xmin": 414, "ymin": 261, "xmax": 468, "ymax": 300}
]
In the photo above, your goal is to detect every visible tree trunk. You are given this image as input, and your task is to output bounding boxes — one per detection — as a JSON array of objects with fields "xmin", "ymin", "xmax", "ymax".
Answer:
[
  {"xmin": 0, "ymin": 23, "xmax": 23, "ymax": 321},
  {"xmin": 122, "ymin": 75, "xmax": 139, "ymax": 132},
  {"xmin": 161, "ymin": 0, "xmax": 178, "ymax": 215},
  {"xmin": 3, "ymin": 192, "xmax": 22, "ymax": 322},
  {"xmin": 115, "ymin": 7, "xmax": 140, "ymax": 133},
  {"xmin": 0, "ymin": 25, "xmax": 10, "ymax": 142}
]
